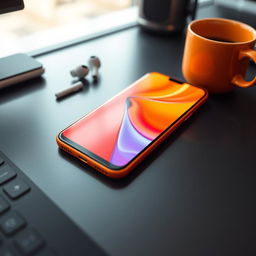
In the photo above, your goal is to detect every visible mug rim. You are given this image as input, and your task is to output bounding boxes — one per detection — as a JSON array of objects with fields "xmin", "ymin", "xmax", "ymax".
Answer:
[{"xmin": 188, "ymin": 17, "xmax": 256, "ymax": 45}]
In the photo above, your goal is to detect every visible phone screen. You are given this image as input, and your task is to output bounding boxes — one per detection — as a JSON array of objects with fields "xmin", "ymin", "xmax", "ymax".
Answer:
[{"xmin": 60, "ymin": 73, "xmax": 206, "ymax": 169}]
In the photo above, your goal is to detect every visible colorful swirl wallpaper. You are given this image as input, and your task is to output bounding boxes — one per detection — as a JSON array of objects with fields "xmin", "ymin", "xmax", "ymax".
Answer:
[{"xmin": 63, "ymin": 73, "xmax": 205, "ymax": 167}]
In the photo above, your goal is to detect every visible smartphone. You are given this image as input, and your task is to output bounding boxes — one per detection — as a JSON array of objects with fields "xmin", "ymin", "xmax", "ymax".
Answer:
[{"xmin": 57, "ymin": 72, "xmax": 208, "ymax": 178}]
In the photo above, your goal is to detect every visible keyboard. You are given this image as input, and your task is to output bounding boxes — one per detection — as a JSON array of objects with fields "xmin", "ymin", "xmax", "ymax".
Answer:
[{"xmin": 0, "ymin": 151, "xmax": 107, "ymax": 256}]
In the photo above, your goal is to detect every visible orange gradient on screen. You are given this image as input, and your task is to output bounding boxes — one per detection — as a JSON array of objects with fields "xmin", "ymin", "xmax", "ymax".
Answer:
[{"xmin": 62, "ymin": 72, "xmax": 205, "ymax": 167}]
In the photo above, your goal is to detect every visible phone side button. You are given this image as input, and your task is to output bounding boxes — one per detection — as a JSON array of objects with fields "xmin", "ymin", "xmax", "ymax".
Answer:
[
  {"xmin": 184, "ymin": 113, "xmax": 193, "ymax": 121},
  {"xmin": 78, "ymin": 156, "xmax": 88, "ymax": 164}
]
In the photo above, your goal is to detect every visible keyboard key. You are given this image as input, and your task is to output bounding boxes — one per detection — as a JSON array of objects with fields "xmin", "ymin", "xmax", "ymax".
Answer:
[
  {"xmin": 0, "ymin": 152, "xmax": 107, "ymax": 256},
  {"xmin": 0, "ymin": 165, "xmax": 17, "ymax": 185},
  {"xmin": 0, "ymin": 245, "xmax": 20, "ymax": 256},
  {"xmin": 0, "ymin": 196, "xmax": 10, "ymax": 214},
  {"xmin": 3, "ymin": 179, "xmax": 30, "ymax": 200},
  {"xmin": 0, "ymin": 211, "xmax": 26, "ymax": 235},
  {"xmin": 15, "ymin": 228, "xmax": 45, "ymax": 255},
  {"xmin": 0, "ymin": 156, "xmax": 4, "ymax": 166}
]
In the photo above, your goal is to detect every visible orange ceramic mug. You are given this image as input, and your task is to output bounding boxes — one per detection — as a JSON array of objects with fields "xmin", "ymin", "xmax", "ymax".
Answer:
[{"xmin": 182, "ymin": 18, "xmax": 256, "ymax": 93}]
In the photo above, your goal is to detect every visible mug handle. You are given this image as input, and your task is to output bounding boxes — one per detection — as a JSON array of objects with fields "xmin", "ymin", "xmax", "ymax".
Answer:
[{"xmin": 232, "ymin": 49, "xmax": 256, "ymax": 88}]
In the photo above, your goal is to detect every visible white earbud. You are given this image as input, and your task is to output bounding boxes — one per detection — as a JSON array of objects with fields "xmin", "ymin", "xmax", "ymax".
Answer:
[
  {"xmin": 55, "ymin": 81, "xmax": 84, "ymax": 100},
  {"xmin": 88, "ymin": 56, "xmax": 101, "ymax": 81},
  {"xmin": 70, "ymin": 65, "xmax": 89, "ymax": 79}
]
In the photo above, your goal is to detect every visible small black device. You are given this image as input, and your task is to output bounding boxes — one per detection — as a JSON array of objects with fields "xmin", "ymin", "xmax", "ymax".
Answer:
[
  {"xmin": 0, "ymin": 151, "xmax": 107, "ymax": 256},
  {"xmin": 0, "ymin": 2, "xmax": 44, "ymax": 90},
  {"xmin": 138, "ymin": 0, "xmax": 198, "ymax": 33},
  {"xmin": 0, "ymin": 54, "xmax": 45, "ymax": 90},
  {"xmin": 0, "ymin": 0, "xmax": 24, "ymax": 14}
]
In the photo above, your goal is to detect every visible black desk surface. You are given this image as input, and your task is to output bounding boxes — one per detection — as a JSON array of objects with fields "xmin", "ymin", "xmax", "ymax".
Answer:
[{"xmin": 1, "ymin": 4, "xmax": 256, "ymax": 256}]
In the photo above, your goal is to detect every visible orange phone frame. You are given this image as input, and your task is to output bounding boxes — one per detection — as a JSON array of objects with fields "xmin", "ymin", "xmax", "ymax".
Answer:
[{"xmin": 56, "ymin": 73, "xmax": 208, "ymax": 179}]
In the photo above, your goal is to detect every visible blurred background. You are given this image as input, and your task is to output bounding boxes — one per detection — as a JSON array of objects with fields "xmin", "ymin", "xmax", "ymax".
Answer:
[
  {"xmin": 0, "ymin": 0, "xmax": 255, "ymax": 56},
  {"xmin": 0, "ymin": 0, "xmax": 138, "ymax": 56}
]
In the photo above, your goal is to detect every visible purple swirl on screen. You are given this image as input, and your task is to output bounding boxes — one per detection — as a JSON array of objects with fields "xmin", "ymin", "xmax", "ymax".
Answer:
[{"xmin": 110, "ymin": 98, "xmax": 151, "ymax": 166}]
